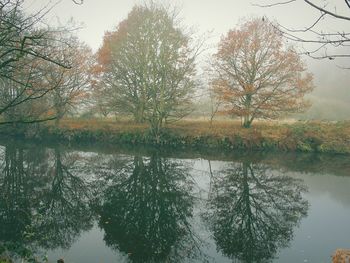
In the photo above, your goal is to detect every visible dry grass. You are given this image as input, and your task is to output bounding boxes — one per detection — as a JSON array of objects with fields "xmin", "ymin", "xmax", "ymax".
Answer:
[
  {"xmin": 58, "ymin": 118, "xmax": 148, "ymax": 132},
  {"xmin": 58, "ymin": 118, "xmax": 290, "ymax": 136},
  {"xmin": 57, "ymin": 118, "xmax": 350, "ymax": 139},
  {"xmin": 46, "ymin": 118, "xmax": 350, "ymax": 153},
  {"xmin": 167, "ymin": 119, "xmax": 288, "ymax": 136}
]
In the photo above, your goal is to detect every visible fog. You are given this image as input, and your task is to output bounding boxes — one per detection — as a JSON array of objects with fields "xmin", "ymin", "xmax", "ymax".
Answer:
[{"xmin": 25, "ymin": 0, "xmax": 350, "ymax": 120}]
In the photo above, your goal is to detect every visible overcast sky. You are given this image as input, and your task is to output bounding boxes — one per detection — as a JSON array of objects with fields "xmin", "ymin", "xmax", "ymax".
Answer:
[
  {"xmin": 23, "ymin": 0, "xmax": 347, "ymax": 51},
  {"xmin": 24, "ymin": 0, "xmax": 350, "ymax": 118}
]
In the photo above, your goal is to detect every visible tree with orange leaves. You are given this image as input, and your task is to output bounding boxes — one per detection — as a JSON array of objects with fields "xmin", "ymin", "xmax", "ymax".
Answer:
[{"xmin": 211, "ymin": 18, "xmax": 314, "ymax": 128}]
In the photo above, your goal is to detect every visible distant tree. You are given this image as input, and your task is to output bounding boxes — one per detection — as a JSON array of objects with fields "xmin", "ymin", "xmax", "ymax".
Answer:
[
  {"xmin": 44, "ymin": 35, "xmax": 92, "ymax": 125},
  {"xmin": 208, "ymin": 89, "xmax": 222, "ymax": 126},
  {"xmin": 211, "ymin": 18, "xmax": 314, "ymax": 128},
  {"xmin": 89, "ymin": 63, "xmax": 114, "ymax": 118},
  {"xmin": 91, "ymin": 88, "xmax": 112, "ymax": 118},
  {"xmin": 96, "ymin": 4, "xmax": 199, "ymax": 138}
]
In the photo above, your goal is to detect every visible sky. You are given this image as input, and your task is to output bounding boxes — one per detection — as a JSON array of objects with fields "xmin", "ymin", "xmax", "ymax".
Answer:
[
  {"xmin": 24, "ymin": 0, "xmax": 350, "ymax": 119},
  {"xmin": 24, "ymin": 0, "xmax": 348, "ymax": 52}
]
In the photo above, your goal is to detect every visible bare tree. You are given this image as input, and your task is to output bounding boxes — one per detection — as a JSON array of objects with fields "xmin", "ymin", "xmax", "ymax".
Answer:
[
  {"xmin": 0, "ymin": 52, "xmax": 61, "ymax": 125},
  {"xmin": 0, "ymin": 0, "xmax": 72, "ymax": 125}
]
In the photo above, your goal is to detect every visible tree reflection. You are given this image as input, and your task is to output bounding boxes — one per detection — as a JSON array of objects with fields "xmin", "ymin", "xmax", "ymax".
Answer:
[
  {"xmin": 34, "ymin": 147, "xmax": 94, "ymax": 249},
  {"xmin": 0, "ymin": 145, "xmax": 33, "ymax": 260},
  {"xmin": 0, "ymin": 143, "xmax": 94, "ymax": 260},
  {"xmin": 204, "ymin": 160, "xmax": 309, "ymax": 263},
  {"xmin": 97, "ymin": 152, "xmax": 200, "ymax": 262}
]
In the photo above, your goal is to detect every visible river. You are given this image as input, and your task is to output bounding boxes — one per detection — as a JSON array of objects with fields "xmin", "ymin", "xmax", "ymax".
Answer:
[{"xmin": 0, "ymin": 140, "xmax": 349, "ymax": 263}]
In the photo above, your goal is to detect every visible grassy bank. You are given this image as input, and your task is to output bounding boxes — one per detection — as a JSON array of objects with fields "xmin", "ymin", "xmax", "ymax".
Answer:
[{"xmin": 1, "ymin": 118, "xmax": 350, "ymax": 154}]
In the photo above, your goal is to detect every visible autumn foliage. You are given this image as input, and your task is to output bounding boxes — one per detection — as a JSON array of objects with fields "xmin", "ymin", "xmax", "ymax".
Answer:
[
  {"xmin": 94, "ymin": 4, "xmax": 198, "ymax": 139},
  {"xmin": 211, "ymin": 18, "xmax": 314, "ymax": 128}
]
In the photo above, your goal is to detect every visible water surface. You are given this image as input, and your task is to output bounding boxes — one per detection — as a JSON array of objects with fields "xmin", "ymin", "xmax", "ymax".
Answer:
[{"xmin": 0, "ymin": 141, "xmax": 349, "ymax": 263}]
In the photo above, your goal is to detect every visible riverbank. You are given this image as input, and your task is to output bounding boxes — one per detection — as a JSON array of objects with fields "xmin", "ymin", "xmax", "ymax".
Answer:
[{"xmin": 1, "ymin": 118, "xmax": 350, "ymax": 154}]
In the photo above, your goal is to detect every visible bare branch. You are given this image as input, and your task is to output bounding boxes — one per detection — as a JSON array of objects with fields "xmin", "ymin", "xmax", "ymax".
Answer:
[
  {"xmin": 72, "ymin": 0, "xmax": 83, "ymax": 5},
  {"xmin": 304, "ymin": 0, "xmax": 350, "ymax": 21},
  {"xmin": 255, "ymin": 1, "xmax": 350, "ymax": 61},
  {"xmin": 346, "ymin": 0, "xmax": 350, "ymax": 9},
  {"xmin": 251, "ymin": 0, "xmax": 296, "ymax": 8},
  {"xmin": 279, "ymin": 13, "xmax": 326, "ymax": 33},
  {"xmin": 0, "ymin": 0, "xmax": 81, "ymax": 124}
]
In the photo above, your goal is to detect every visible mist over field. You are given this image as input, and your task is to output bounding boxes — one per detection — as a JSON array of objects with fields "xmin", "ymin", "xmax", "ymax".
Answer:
[
  {"xmin": 305, "ymin": 59, "xmax": 350, "ymax": 120},
  {"xmin": 23, "ymin": 0, "xmax": 350, "ymax": 121}
]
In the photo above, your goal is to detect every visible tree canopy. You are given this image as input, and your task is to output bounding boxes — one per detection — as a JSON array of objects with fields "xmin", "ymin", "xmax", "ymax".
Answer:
[
  {"xmin": 96, "ymin": 4, "xmax": 199, "ymax": 138},
  {"xmin": 211, "ymin": 18, "xmax": 314, "ymax": 127}
]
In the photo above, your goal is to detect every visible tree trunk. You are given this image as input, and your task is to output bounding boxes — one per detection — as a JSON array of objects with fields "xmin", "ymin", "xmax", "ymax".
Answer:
[
  {"xmin": 242, "ymin": 94, "xmax": 252, "ymax": 128},
  {"xmin": 243, "ymin": 115, "xmax": 252, "ymax": 128},
  {"xmin": 150, "ymin": 116, "xmax": 164, "ymax": 143},
  {"xmin": 134, "ymin": 106, "xmax": 145, "ymax": 123}
]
